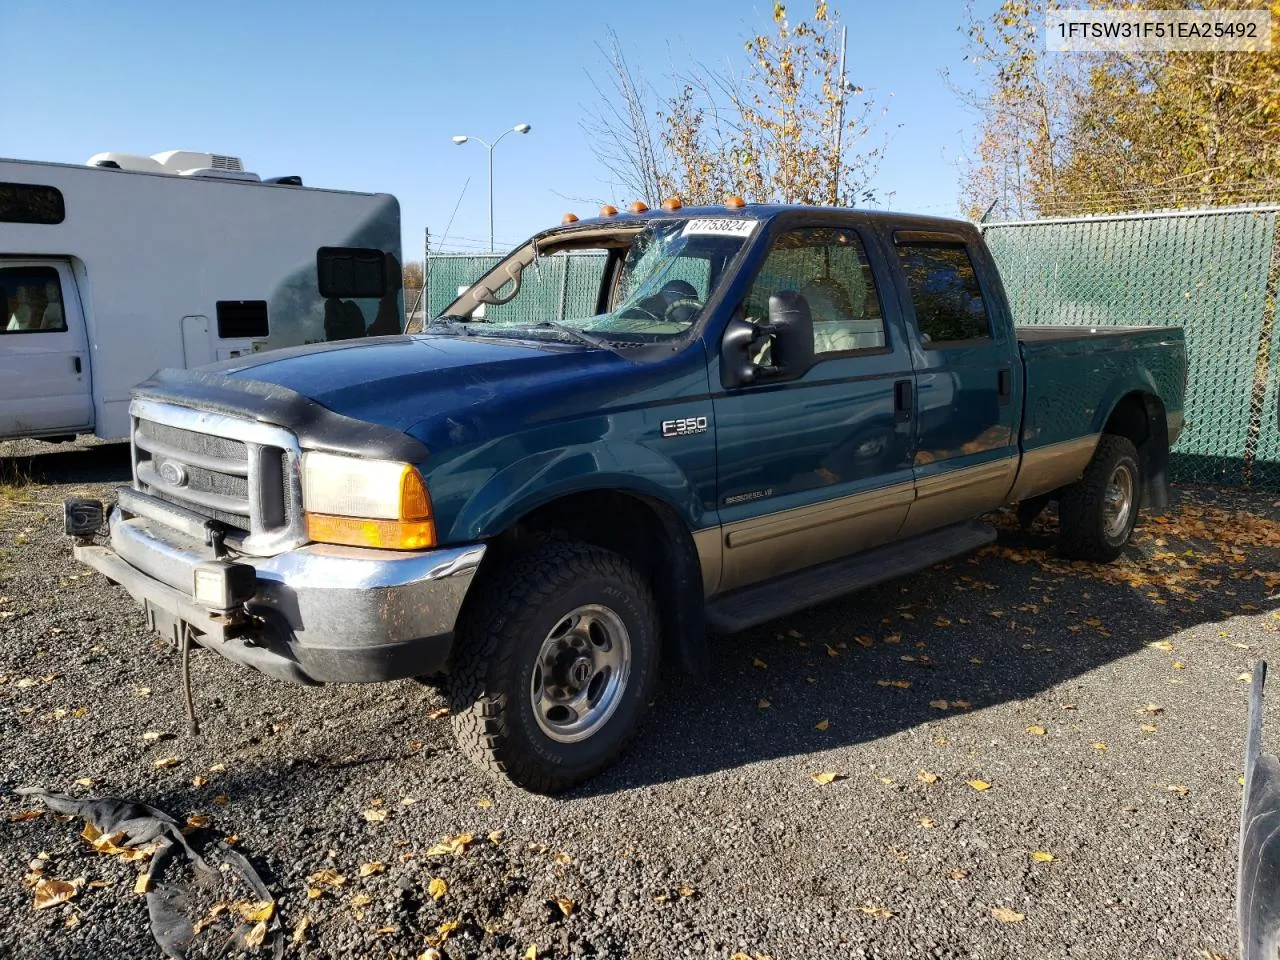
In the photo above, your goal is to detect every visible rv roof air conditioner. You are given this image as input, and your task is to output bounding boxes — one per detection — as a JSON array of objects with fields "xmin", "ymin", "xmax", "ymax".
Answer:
[{"xmin": 85, "ymin": 150, "xmax": 261, "ymax": 182}]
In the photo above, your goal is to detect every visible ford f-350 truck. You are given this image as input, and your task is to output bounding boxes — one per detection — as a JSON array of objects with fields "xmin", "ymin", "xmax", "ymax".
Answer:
[{"xmin": 66, "ymin": 203, "xmax": 1187, "ymax": 792}]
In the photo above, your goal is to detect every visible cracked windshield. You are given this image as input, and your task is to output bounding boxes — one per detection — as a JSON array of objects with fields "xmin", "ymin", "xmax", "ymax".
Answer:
[{"xmin": 442, "ymin": 218, "xmax": 756, "ymax": 342}]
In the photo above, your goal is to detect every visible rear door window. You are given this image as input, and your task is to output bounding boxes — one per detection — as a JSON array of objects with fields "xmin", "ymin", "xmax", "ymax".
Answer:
[
  {"xmin": 895, "ymin": 244, "xmax": 991, "ymax": 345},
  {"xmin": 0, "ymin": 266, "xmax": 67, "ymax": 333}
]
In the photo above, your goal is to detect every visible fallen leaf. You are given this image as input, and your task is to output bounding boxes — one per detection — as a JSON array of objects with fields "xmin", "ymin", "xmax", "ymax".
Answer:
[
  {"xmin": 884, "ymin": 633, "xmax": 902, "ymax": 644},
  {"xmin": 233, "ymin": 900, "xmax": 275, "ymax": 923},
  {"xmin": 8, "ymin": 810, "xmax": 42, "ymax": 822},
  {"xmin": 929, "ymin": 699, "xmax": 950, "ymax": 710},
  {"xmin": 524, "ymin": 946, "xmax": 539, "ymax": 960},
  {"xmin": 477, "ymin": 798, "xmax": 493, "ymax": 809},
  {"xmin": 825, "ymin": 644, "xmax": 840, "ymax": 658},
  {"xmin": 1173, "ymin": 661, "xmax": 1186, "ymax": 670},
  {"xmin": 213, "ymin": 794, "xmax": 229, "ymax": 805},
  {"xmin": 858, "ymin": 903, "xmax": 894, "ymax": 918},
  {"xmin": 1026, "ymin": 725, "xmax": 1047, "ymax": 736},
  {"xmin": 918, "ymin": 770, "xmax": 939, "ymax": 784},
  {"xmin": 815, "ymin": 719, "xmax": 830, "ymax": 731},
  {"xmin": 1167, "ymin": 784, "xmax": 1189, "ymax": 796},
  {"xmin": 358, "ymin": 862, "xmax": 386, "ymax": 877},
  {"xmin": 752, "ymin": 657, "xmax": 767, "ymax": 669},
  {"xmin": 363, "ymin": 808, "xmax": 388, "ymax": 823},
  {"xmin": 152, "ymin": 757, "xmax": 180, "ymax": 769},
  {"xmin": 134, "ymin": 873, "xmax": 151, "ymax": 895},
  {"xmin": 75, "ymin": 778, "xmax": 94, "ymax": 787},
  {"xmin": 208, "ymin": 763, "xmax": 227, "ymax": 773},
  {"xmin": 292, "ymin": 916, "xmax": 311, "ymax": 943},
  {"xmin": 991, "ymin": 906, "xmax": 1025, "ymax": 923},
  {"xmin": 919, "ymin": 817, "xmax": 936, "ymax": 829},
  {"xmin": 855, "ymin": 635, "xmax": 874, "ymax": 647},
  {"xmin": 757, "ymin": 698, "xmax": 771, "ymax": 709},
  {"xmin": 488, "ymin": 830, "xmax": 505, "ymax": 844},
  {"xmin": 1148, "ymin": 640, "xmax": 1174, "ymax": 652},
  {"xmin": 142, "ymin": 731, "xmax": 164, "ymax": 743},
  {"xmin": 1140, "ymin": 704, "xmax": 1164, "ymax": 715},
  {"xmin": 190, "ymin": 776, "xmax": 208, "ymax": 787},
  {"xmin": 948, "ymin": 869, "xmax": 968, "ymax": 880},
  {"xmin": 427, "ymin": 707, "xmax": 450, "ymax": 720},
  {"xmin": 186, "ymin": 814, "xmax": 211, "ymax": 829},
  {"xmin": 428, "ymin": 877, "xmax": 448, "ymax": 901},
  {"xmin": 306, "ymin": 869, "xmax": 347, "ymax": 888},
  {"xmin": 555, "ymin": 897, "xmax": 575, "ymax": 917},
  {"xmin": 810, "ymin": 771, "xmax": 844, "ymax": 785},
  {"xmin": 33, "ymin": 877, "xmax": 81, "ymax": 910},
  {"xmin": 968, "ymin": 779, "xmax": 991, "ymax": 791},
  {"xmin": 1030, "ymin": 851, "xmax": 1055, "ymax": 863},
  {"xmin": 243, "ymin": 921, "xmax": 268, "ymax": 947},
  {"xmin": 1240, "ymin": 672, "xmax": 1254, "ymax": 683},
  {"xmin": 1141, "ymin": 723, "xmax": 1158, "ymax": 733},
  {"xmin": 554, "ymin": 851, "xmax": 573, "ymax": 865},
  {"xmin": 878, "ymin": 777, "xmax": 895, "ymax": 785},
  {"xmin": 426, "ymin": 833, "xmax": 475, "ymax": 857},
  {"xmin": 677, "ymin": 884, "xmax": 697, "ymax": 897},
  {"xmin": 1092, "ymin": 742, "xmax": 1108, "ymax": 751},
  {"xmin": 876, "ymin": 679, "xmax": 911, "ymax": 689},
  {"xmin": 306, "ymin": 888, "xmax": 322, "ymax": 899},
  {"xmin": 351, "ymin": 892, "xmax": 373, "ymax": 908}
]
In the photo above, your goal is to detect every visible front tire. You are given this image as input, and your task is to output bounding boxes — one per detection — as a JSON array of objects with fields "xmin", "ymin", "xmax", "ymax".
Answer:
[
  {"xmin": 1058, "ymin": 434, "xmax": 1141, "ymax": 562},
  {"xmin": 447, "ymin": 538, "xmax": 659, "ymax": 793}
]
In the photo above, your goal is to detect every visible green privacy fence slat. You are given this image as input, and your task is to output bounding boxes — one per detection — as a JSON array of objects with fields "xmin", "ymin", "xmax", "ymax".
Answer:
[
  {"xmin": 984, "ymin": 206, "xmax": 1280, "ymax": 487},
  {"xmin": 429, "ymin": 206, "xmax": 1280, "ymax": 489}
]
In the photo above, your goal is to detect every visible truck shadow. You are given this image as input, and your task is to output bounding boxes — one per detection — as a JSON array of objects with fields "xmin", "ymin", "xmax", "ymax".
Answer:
[
  {"xmin": 0, "ymin": 439, "xmax": 131, "ymax": 486},
  {"xmin": 576, "ymin": 488, "xmax": 1280, "ymax": 796}
]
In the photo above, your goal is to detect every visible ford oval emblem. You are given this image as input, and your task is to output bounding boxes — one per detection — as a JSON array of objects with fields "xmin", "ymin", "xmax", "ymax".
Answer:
[{"xmin": 159, "ymin": 460, "xmax": 189, "ymax": 487}]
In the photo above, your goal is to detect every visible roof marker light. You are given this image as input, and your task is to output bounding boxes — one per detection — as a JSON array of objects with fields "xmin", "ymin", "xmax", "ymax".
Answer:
[
  {"xmin": 628, "ymin": 201, "xmax": 648, "ymax": 213},
  {"xmin": 562, "ymin": 212, "xmax": 579, "ymax": 224},
  {"xmin": 600, "ymin": 204, "xmax": 618, "ymax": 217},
  {"xmin": 661, "ymin": 197, "xmax": 682, "ymax": 211},
  {"xmin": 725, "ymin": 195, "xmax": 746, "ymax": 209}
]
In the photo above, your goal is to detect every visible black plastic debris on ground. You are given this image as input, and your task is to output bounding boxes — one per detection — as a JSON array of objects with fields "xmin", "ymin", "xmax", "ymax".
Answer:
[{"xmin": 15, "ymin": 787, "xmax": 283, "ymax": 959}]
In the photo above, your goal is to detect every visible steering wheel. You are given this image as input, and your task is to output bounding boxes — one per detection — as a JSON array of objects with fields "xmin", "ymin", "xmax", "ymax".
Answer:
[{"xmin": 663, "ymin": 297, "xmax": 702, "ymax": 325}]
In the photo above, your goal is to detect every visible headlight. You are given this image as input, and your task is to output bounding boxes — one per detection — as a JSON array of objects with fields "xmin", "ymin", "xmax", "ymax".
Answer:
[{"xmin": 301, "ymin": 452, "xmax": 435, "ymax": 550}]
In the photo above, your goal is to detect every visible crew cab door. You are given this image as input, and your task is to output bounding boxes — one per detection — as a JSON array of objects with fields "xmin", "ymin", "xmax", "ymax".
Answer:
[
  {"xmin": 0, "ymin": 261, "xmax": 92, "ymax": 439},
  {"xmin": 712, "ymin": 222, "xmax": 916, "ymax": 594},
  {"xmin": 888, "ymin": 231, "xmax": 1021, "ymax": 537}
]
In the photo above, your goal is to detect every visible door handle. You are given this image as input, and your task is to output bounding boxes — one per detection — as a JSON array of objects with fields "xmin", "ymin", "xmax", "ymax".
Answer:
[
  {"xmin": 72, "ymin": 356, "xmax": 82, "ymax": 374},
  {"xmin": 893, "ymin": 379, "xmax": 913, "ymax": 422},
  {"xmin": 997, "ymin": 368, "xmax": 1012, "ymax": 404}
]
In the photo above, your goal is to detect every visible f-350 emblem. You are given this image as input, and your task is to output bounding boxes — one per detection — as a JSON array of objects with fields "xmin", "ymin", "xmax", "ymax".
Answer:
[{"xmin": 661, "ymin": 416, "xmax": 709, "ymax": 438}]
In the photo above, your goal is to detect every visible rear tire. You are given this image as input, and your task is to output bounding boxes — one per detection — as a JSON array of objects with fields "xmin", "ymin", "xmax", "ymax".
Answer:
[
  {"xmin": 1058, "ymin": 434, "xmax": 1140, "ymax": 562},
  {"xmin": 447, "ymin": 538, "xmax": 659, "ymax": 793}
]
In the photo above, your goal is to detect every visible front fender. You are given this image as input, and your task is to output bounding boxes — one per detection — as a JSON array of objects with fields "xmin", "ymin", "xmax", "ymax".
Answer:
[{"xmin": 446, "ymin": 440, "xmax": 704, "ymax": 542}]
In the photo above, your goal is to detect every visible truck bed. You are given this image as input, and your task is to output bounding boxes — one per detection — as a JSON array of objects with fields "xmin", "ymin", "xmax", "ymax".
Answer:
[{"xmin": 1015, "ymin": 324, "xmax": 1181, "ymax": 344}]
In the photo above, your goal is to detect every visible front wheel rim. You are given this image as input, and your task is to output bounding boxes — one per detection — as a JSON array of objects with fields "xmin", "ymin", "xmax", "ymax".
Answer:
[
  {"xmin": 1103, "ymin": 463, "xmax": 1135, "ymax": 540},
  {"xmin": 530, "ymin": 604, "xmax": 631, "ymax": 744}
]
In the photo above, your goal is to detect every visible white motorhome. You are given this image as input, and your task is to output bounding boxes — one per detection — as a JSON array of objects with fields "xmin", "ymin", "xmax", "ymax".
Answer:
[{"xmin": 0, "ymin": 150, "xmax": 403, "ymax": 441}]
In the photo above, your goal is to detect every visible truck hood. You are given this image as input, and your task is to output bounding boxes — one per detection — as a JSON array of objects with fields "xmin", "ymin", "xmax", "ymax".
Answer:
[{"xmin": 134, "ymin": 333, "xmax": 640, "ymax": 459}]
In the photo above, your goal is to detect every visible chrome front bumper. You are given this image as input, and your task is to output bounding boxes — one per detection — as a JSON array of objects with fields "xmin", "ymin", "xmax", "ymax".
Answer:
[{"xmin": 74, "ymin": 506, "xmax": 485, "ymax": 685}]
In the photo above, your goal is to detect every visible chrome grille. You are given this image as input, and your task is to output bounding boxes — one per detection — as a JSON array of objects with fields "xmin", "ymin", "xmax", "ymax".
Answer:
[{"xmin": 129, "ymin": 399, "xmax": 305, "ymax": 555}]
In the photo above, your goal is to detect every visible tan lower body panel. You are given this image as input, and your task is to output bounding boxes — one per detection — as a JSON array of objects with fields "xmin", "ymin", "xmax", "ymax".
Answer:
[
  {"xmin": 715, "ymin": 480, "xmax": 915, "ymax": 594},
  {"xmin": 1006, "ymin": 434, "xmax": 1100, "ymax": 503},
  {"xmin": 895, "ymin": 457, "xmax": 1019, "ymax": 540}
]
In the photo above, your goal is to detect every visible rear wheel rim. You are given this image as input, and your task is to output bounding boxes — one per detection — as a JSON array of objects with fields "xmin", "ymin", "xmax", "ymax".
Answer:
[
  {"xmin": 530, "ymin": 604, "xmax": 631, "ymax": 744},
  {"xmin": 1103, "ymin": 462, "xmax": 1135, "ymax": 540}
]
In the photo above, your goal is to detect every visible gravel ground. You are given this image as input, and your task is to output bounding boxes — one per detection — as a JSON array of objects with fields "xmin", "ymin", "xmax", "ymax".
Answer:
[{"xmin": 2, "ymin": 437, "xmax": 1277, "ymax": 960}]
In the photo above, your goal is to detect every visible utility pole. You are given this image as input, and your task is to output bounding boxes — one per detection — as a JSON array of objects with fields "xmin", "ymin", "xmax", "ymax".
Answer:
[{"xmin": 832, "ymin": 24, "xmax": 848, "ymax": 207}]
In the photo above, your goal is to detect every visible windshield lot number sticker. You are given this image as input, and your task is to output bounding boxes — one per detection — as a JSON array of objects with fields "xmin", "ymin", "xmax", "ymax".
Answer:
[
  {"xmin": 681, "ymin": 219, "xmax": 756, "ymax": 238},
  {"xmin": 662, "ymin": 416, "xmax": 709, "ymax": 438}
]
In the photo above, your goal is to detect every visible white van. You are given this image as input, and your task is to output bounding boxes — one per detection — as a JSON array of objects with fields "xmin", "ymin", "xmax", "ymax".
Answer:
[{"xmin": 0, "ymin": 150, "xmax": 403, "ymax": 441}]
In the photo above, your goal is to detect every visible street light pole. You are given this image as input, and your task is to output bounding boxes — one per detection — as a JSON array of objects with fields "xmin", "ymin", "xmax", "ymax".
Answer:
[{"xmin": 451, "ymin": 123, "xmax": 532, "ymax": 253}]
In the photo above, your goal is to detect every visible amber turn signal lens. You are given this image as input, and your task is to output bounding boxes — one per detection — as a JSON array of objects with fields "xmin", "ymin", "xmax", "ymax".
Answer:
[
  {"xmin": 599, "ymin": 204, "xmax": 618, "ymax": 216},
  {"xmin": 306, "ymin": 514, "xmax": 436, "ymax": 551},
  {"xmin": 628, "ymin": 201, "xmax": 648, "ymax": 213},
  {"xmin": 562, "ymin": 212, "xmax": 579, "ymax": 224},
  {"xmin": 661, "ymin": 197, "xmax": 682, "ymax": 211},
  {"xmin": 725, "ymin": 195, "xmax": 746, "ymax": 209}
]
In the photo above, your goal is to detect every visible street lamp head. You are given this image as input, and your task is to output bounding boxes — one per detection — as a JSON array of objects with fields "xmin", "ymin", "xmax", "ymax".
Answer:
[
  {"xmin": 451, "ymin": 135, "xmax": 468, "ymax": 145},
  {"xmin": 513, "ymin": 123, "xmax": 531, "ymax": 134}
]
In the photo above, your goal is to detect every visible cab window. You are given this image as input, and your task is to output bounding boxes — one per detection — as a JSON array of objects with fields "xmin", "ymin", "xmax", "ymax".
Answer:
[
  {"xmin": 0, "ymin": 266, "xmax": 66, "ymax": 334},
  {"xmin": 744, "ymin": 227, "xmax": 887, "ymax": 356},
  {"xmin": 896, "ymin": 244, "xmax": 991, "ymax": 345}
]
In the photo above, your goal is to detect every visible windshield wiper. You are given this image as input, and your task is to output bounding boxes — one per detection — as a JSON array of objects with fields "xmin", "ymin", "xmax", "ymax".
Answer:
[{"xmin": 533, "ymin": 321, "xmax": 610, "ymax": 350}]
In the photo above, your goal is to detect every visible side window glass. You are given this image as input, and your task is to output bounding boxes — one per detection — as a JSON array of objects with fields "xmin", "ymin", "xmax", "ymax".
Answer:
[
  {"xmin": 895, "ymin": 244, "xmax": 991, "ymax": 344},
  {"xmin": 0, "ymin": 266, "xmax": 66, "ymax": 334},
  {"xmin": 744, "ymin": 227, "xmax": 887, "ymax": 356}
]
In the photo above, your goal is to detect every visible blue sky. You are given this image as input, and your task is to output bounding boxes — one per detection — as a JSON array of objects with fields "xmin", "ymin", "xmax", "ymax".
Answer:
[{"xmin": 2, "ymin": 0, "xmax": 998, "ymax": 259}]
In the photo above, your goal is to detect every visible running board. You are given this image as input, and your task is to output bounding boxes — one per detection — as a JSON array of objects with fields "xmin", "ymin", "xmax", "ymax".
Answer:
[{"xmin": 705, "ymin": 520, "xmax": 998, "ymax": 634}]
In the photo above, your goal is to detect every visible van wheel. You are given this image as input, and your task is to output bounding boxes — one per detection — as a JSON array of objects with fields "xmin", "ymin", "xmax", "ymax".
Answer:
[
  {"xmin": 447, "ymin": 538, "xmax": 659, "ymax": 794},
  {"xmin": 1058, "ymin": 435, "xmax": 1140, "ymax": 562}
]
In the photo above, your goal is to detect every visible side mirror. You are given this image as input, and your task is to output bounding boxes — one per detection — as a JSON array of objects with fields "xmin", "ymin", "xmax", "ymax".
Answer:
[{"xmin": 719, "ymin": 291, "xmax": 815, "ymax": 389}]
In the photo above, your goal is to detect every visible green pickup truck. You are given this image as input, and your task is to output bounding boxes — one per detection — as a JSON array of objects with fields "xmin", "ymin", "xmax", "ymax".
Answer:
[{"xmin": 66, "ymin": 202, "xmax": 1187, "ymax": 792}]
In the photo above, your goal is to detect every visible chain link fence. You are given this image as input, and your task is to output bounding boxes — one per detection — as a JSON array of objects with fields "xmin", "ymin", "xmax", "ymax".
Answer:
[{"xmin": 426, "ymin": 205, "xmax": 1280, "ymax": 488}]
